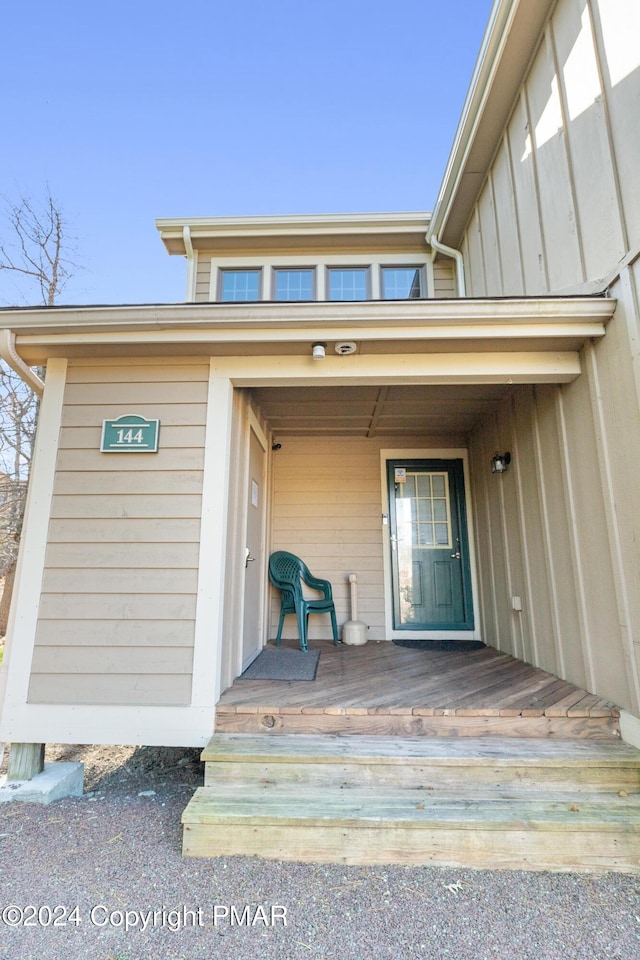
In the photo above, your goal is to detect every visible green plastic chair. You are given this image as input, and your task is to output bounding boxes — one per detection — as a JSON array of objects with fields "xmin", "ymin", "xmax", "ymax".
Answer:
[{"xmin": 269, "ymin": 551, "xmax": 339, "ymax": 652}]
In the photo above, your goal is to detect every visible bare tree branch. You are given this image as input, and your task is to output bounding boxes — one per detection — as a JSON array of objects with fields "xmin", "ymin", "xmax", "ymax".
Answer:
[
  {"xmin": 0, "ymin": 187, "xmax": 77, "ymax": 307},
  {"xmin": 0, "ymin": 188, "xmax": 78, "ymax": 621}
]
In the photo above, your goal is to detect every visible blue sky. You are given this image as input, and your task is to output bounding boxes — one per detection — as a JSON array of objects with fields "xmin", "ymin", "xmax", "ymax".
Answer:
[{"xmin": 1, "ymin": 0, "xmax": 494, "ymax": 305}]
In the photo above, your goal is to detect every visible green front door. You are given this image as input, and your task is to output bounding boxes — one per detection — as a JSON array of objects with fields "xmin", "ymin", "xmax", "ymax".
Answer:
[{"xmin": 388, "ymin": 459, "xmax": 474, "ymax": 631}]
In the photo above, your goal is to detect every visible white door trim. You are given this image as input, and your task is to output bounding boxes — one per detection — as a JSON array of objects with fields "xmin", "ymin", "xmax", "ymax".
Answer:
[
  {"xmin": 239, "ymin": 412, "xmax": 269, "ymax": 671},
  {"xmin": 380, "ymin": 448, "xmax": 481, "ymax": 641}
]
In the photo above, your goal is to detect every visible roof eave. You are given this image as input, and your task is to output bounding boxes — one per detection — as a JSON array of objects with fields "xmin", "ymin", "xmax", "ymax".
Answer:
[
  {"xmin": 155, "ymin": 211, "xmax": 432, "ymax": 256},
  {"xmin": 429, "ymin": 0, "xmax": 558, "ymax": 249}
]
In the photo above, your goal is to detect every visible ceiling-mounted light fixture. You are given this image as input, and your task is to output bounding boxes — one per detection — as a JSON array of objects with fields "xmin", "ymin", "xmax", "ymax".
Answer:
[
  {"xmin": 491, "ymin": 452, "xmax": 511, "ymax": 474},
  {"xmin": 311, "ymin": 342, "xmax": 326, "ymax": 359}
]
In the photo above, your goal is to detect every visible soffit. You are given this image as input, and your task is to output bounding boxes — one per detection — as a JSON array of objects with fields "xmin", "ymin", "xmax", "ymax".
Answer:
[
  {"xmin": 432, "ymin": 0, "xmax": 558, "ymax": 248},
  {"xmin": 252, "ymin": 383, "xmax": 510, "ymax": 438}
]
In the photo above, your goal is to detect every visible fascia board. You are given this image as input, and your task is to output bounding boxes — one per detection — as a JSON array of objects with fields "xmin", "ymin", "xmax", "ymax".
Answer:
[
  {"xmin": 156, "ymin": 212, "xmax": 432, "ymax": 255},
  {"xmin": 2, "ymin": 297, "xmax": 615, "ymax": 342}
]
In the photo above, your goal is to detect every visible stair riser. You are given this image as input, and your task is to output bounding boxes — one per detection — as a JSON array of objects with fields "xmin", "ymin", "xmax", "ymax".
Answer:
[
  {"xmin": 182, "ymin": 821, "xmax": 640, "ymax": 872},
  {"xmin": 204, "ymin": 760, "xmax": 640, "ymax": 793},
  {"xmin": 215, "ymin": 712, "xmax": 620, "ymax": 739}
]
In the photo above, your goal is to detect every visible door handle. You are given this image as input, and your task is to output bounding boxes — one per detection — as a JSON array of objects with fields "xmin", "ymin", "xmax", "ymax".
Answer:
[
  {"xmin": 245, "ymin": 548, "xmax": 255, "ymax": 568},
  {"xmin": 450, "ymin": 551, "xmax": 461, "ymax": 559}
]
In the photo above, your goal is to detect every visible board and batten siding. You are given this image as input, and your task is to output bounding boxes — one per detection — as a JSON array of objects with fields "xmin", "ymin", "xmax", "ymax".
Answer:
[
  {"xmin": 460, "ymin": 0, "xmax": 640, "ymax": 717},
  {"xmin": 269, "ymin": 435, "xmax": 463, "ymax": 643},
  {"xmin": 460, "ymin": 0, "xmax": 638, "ymax": 298},
  {"xmin": 27, "ymin": 360, "xmax": 208, "ymax": 707}
]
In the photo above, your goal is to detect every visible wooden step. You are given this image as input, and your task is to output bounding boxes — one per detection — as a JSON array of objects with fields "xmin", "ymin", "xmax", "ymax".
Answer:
[
  {"xmin": 182, "ymin": 781, "xmax": 640, "ymax": 871},
  {"xmin": 202, "ymin": 734, "xmax": 640, "ymax": 793},
  {"xmin": 182, "ymin": 734, "xmax": 640, "ymax": 870}
]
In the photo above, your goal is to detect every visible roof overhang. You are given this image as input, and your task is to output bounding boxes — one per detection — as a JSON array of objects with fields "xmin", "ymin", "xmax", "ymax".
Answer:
[
  {"xmin": 429, "ymin": 0, "xmax": 558, "ymax": 248},
  {"xmin": 156, "ymin": 211, "xmax": 432, "ymax": 256},
  {"xmin": 0, "ymin": 296, "xmax": 614, "ymax": 385}
]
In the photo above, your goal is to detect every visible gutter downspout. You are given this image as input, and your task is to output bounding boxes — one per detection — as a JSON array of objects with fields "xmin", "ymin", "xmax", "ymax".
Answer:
[
  {"xmin": 0, "ymin": 329, "xmax": 44, "ymax": 397},
  {"xmin": 428, "ymin": 234, "xmax": 467, "ymax": 298},
  {"xmin": 183, "ymin": 225, "xmax": 197, "ymax": 302}
]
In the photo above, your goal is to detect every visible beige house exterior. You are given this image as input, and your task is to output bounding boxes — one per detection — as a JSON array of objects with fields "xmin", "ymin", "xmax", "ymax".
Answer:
[{"xmin": 1, "ymin": 0, "xmax": 639, "ymax": 754}]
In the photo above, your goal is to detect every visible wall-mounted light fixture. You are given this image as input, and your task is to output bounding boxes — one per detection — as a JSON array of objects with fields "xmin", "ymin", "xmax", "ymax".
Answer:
[
  {"xmin": 491, "ymin": 452, "xmax": 511, "ymax": 474},
  {"xmin": 311, "ymin": 342, "xmax": 326, "ymax": 360}
]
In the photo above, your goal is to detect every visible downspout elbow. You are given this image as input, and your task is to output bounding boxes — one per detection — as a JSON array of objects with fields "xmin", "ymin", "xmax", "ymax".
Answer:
[
  {"xmin": 0, "ymin": 330, "xmax": 44, "ymax": 397},
  {"xmin": 428, "ymin": 233, "xmax": 467, "ymax": 298}
]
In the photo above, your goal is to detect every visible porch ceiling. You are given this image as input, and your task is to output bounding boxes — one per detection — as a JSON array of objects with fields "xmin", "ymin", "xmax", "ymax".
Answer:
[{"xmin": 251, "ymin": 383, "xmax": 510, "ymax": 438}]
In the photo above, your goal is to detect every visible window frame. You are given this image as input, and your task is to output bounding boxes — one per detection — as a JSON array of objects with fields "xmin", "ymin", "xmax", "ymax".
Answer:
[
  {"xmin": 272, "ymin": 267, "xmax": 316, "ymax": 302},
  {"xmin": 380, "ymin": 265, "xmax": 426, "ymax": 300},
  {"xmin": 326, "ymin": 266, "xmax": 370, "ymax": 302},
  {"xmin": 218, "ymin": 268, "xmax": 262, "ymax": 302}
]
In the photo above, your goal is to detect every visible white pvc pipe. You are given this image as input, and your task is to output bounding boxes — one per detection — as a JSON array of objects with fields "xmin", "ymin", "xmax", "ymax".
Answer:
[{"xmin": 348, "ymin": 572, "xmax": 358, "ymax": 621}]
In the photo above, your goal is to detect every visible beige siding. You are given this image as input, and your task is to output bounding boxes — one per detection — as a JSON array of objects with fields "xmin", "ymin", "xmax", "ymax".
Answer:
[
  {"xmin": 195, "ymin": 255, "xmax": 211, "ymax": 301},
  {"xmin": 462, "ymin": 0, "xmax": 639, "ymax": 298},
  {"xmin": 432, "ymin": 259, "xmax": 456, "ymax": 297},
  {"xmin": 269, "ymin": 435, "xmax": 463, "ymax": 643},
  {"xmin": 469, "ymin": 317, "xmax": 640, "ymax": 713},
  {"xmin": 459, "ymin": 0, "xmax": 640, "ymax": 716},
  {"xmin": 28, "ymin": 359, "xmax": 208, "ymax": 707}
]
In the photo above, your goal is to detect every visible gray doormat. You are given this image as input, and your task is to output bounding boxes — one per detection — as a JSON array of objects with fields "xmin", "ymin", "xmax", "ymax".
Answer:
[
  {"xmin": 392, "ymin": 639, "xmax": 485, "ymax": 651},
  {"xmin": 240, "ymin": 647, "xmax": 320, "ymax": 681}
]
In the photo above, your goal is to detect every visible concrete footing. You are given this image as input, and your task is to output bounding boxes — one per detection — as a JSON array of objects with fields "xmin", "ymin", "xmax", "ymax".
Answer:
[{"xmin": 0, "ymin": 762, "xmax": 84, "ymax": 804}]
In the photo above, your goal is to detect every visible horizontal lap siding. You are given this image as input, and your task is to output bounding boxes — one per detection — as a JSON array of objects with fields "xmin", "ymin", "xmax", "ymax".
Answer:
[
  {"xmin": 28, "ymin": 360, "xmax": 208, "ymax": 707},
  {"xmin": 270, "ymin": 435, "xmax": 462, "ymax": 642},
  {"xmin": 433, "ymin": 261, "xmax": 456, "ymax": 297},
  {"xmin": 271, "ymin": 437, "xmax": 383, "ymax": 641},
  {"xmin": 195, "ymin": 256, "xmax": 212, "ymax": 301}
]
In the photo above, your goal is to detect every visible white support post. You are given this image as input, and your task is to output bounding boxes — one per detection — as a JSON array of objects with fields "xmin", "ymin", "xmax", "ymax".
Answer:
[{"xmin": 190, "ymin": 364, "xmax": 234, "ymax": 708}]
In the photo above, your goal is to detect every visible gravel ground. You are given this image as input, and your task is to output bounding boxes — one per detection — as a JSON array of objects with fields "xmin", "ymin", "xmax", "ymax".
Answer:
[{"xmin": 0, "ymin": 743, "xmax": 639, "ymax": 960}]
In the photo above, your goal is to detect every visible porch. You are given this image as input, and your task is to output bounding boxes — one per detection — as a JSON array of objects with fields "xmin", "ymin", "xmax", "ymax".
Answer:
[
  {"xmin": 184, "ymin": 642, "xmax": 640, "ymax": 870},
  {"xmin": 216, "ymin": 640, "xmax": 620, "ymax": 739}
]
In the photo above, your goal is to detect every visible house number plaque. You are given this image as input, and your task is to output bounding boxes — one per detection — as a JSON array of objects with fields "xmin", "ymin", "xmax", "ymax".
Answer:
[{"xmin": 101, "ymin": 414, "xmax": 160, "ymax": 453}]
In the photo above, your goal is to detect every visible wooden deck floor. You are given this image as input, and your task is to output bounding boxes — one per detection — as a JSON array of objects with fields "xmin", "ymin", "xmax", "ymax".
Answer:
[{"xmin": 216, "ymin": 641, "xmax": 620, "ymax": 739}]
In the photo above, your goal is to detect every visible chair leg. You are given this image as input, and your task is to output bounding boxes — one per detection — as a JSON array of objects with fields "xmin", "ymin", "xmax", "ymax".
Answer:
[
  {"xmin": 296, "ymin": 606, "xmax": 308, "ymax": 652},
  {"xmin": 330, "ymin": 608, "xmax": 339, "ymax": 646},
  {"xmin": 275, "ymin": 608, "xmax": 286, "ymax": 646}
]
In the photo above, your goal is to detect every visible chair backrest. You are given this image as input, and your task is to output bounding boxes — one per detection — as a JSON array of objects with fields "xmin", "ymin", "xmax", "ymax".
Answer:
[{"xmin": 269, "ymin": 551, "xmax": 305, "ymax": 601}]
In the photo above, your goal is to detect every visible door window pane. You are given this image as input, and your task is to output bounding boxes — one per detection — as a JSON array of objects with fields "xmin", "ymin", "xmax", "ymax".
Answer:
[
  {"xmin": 432, "ymin": 475, "xmax": 446, "ymax": 497},
  {"xmin": 402, "ymin": 471, "xmax": 452, "ymax": 549},
  {"xmin": 220, "ymin": 270, "xmax": 260, "ymax": 301},
  {"xmin": 328, "ymin": 268, "xmax": 368, "ymax": 301}
]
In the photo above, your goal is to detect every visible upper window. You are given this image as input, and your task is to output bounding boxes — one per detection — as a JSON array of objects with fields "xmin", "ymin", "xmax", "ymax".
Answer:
[
  {"xmin": 328, "ymin": 267, "xmax": 368, "ymax": 301},
  {"xmin": 274, "ymin": 269, "xmax": 314, "ymax": 301},
  {"xmin": 381, "ymin": 266, "xmax": 423, "ymax": 299},
  {"xmin": 220, "ymin": 269, "xmax": 261, "ymax": 301}
]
